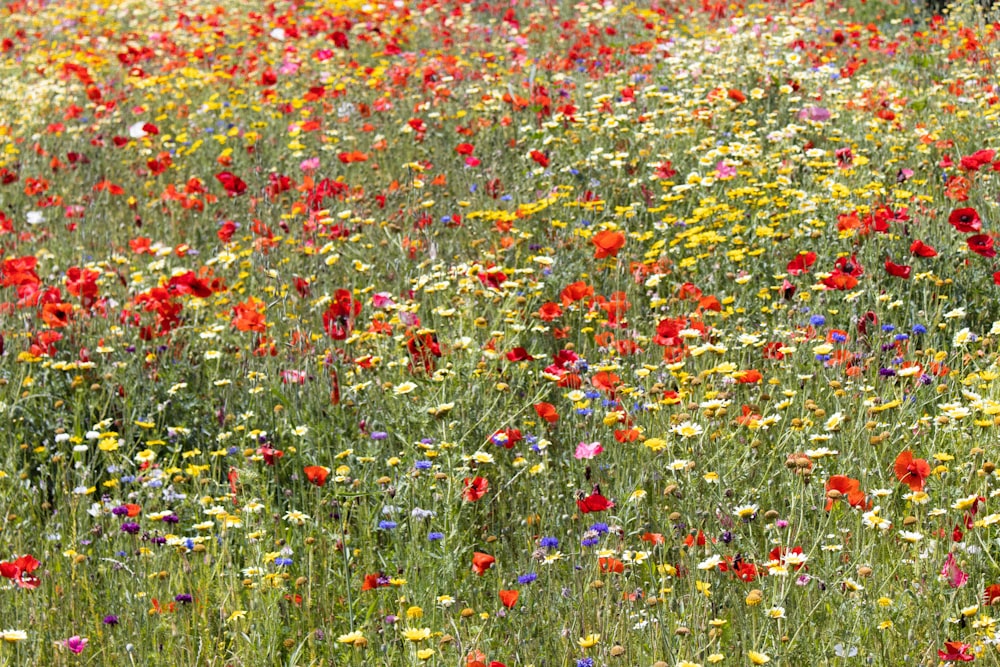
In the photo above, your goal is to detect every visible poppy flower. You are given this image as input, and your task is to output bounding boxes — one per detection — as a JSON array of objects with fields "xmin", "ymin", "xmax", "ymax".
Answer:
[
  {"xmin": 825, "ymin": 475, "xmax": 866, "ymax": 511},
  {"xmin": 506, "ymin": 347, "xmax": 534, "ymax": 362},
  {"xmin": 215, "ymin": 171, "xmax": 247, "ymax": 196},
  {"xmin": 498, "ymin": 589, "xmax": 519, "ymax": 608},
  {"xmin": 529, "ymin": 150, "xmax": 549, "ymax": 167},
  {"xmin": 942, "ymin": 553, "xmax": 968, "ymax": 588},
  {"xmin": 949, "ymin": 207, "xmax": 982, "ymax": 233},
  {"xmin": 560, "ymin": 281, "xmax": 593, "ymax": 305},
  {"xmin": 231, "ymin": 298, "xmax": 267, "ymax": 333},
  {"xmin": 534, "ymin": 402, "xmax": 559, "ymax": 423},
  {"xmin": 598, "ymin": 557, "xmax": 624, "ymax": 573},
  {"xmin": 938, "ymin": 641, "xmax": 975, "ymax": 662},
  {"xmin": 909, "ymin": 239, "xmax": 937, "ymax": 257},
  {"xmin": 462, "ymin": 476, "xmax": 489, "ymax": 502},
  {"xmin": 984, "ymin": 584, "xmax": 1000, "ymax": 605},
  {"xmin": 472, "ymin": 552, "xmax": 496, "ymax": 576},
  {"xmin": 361, "ymin": 573, "xmax": 390, "ymax": 591},
  {"xmin": 592, "ymin": 230, "xmax": 626, "ymax": 259},
  {"xmin": 303, "ymin": 466, "xmax": 330, "ymax": 487},
  {"xmin": 894, "ymin": 451, "xmax": 930, "ymax": 491},
  {"xmin": 0, "ymin": 554, "xmax": 40, "ymax": 589},
  {"xmin": 576, "ymin": 490, "xmax": 614, "ymax": 514},
  {"xmin": 884, "ymin": 259, "xmax": 911, "ymax": 279},
  {"xmin": 786, "ymin": 251, "xmax": 816, "ymax": 275},
  {"xmin": 968, "ymin": 234, "xmax": 996, "ymax": 257}
]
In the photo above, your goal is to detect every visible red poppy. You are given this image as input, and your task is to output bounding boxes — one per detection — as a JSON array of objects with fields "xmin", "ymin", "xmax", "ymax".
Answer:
[
  {"xmin": 909, "ymin": 239, "xmax": 937, "ymax": 257},
  {"xmin": 894, "ymin": 451, "xmax": 930, "ymax": 491},
  {"xmin": 0, "ymin": 554, "xmax": 40, "ymax": 589},
  {"xmin": 534, "ymin": 402, "xmax": 559, "ymax": 423},
  {"xmin": 684, "ymin": 530, "xmax": 707, "ymax": 547},
  {"xmin": 984, "ymin": 584, "xmax": 1000, "ymax": 606},
  {"xmin": 968, "ymin": 234, "xmax": 996, "ymax": 257},
  {"xmin": 231, "ymin": 298, "xmax": 267, "ymax": 333},
  {"xmin": 592, "ymin": 230, "xmax": 626, "ymax": 259},
  {"xmin": 455, "ymin": 143, "xmax": 475, "ymax": 155},
  {"xmin": 215, "ymin": 171, "xmax": 247, "ymax": 196},
  {"xmin": 498, "ymin": 589, "xmax": 519, "ymax": 608},
  {"xmin": 506, "ymin": 347, "xmax": 534, "ymax": 362},
  {"xmin": 537, "ymin": 302, "xmax": 562, "ymax": 321},
  {"xmin": 471, "ymin": 552, "xmax": 496, "ymax": 576},
  {"xmin": 786, "ymin": 251, "xmax": 816, "ymax": 275},
  {"xmin": 560, "ymin": 281, "xmax": 593, "ymax": 305},
  {"xmin": 938, "ymin": 641, "xmax": 975, "ymax": 662},
  {"xmin": 462, "ymin": 476, "xmax": 489, "ymax": 502},
  {"xmin": 736, "ymin": 369, "xmax": 763, "ymax": 384},
  {"xmin": 361, "ymin": 573, "xmax": 389, "ymax": 591},
  {"xmin": 960, "ymin": 149, "xmax": 995, "ymax": 171},
  {"xmin": 884, "ymin": 259, "xmax": 911, "ymax": 279},
  {"xmin": 303, "ymin": 466, "xmax": 330, "ymax": 487},
  {"xmin": 825, "ymin": 475, "xmax": 866, "ymax": 511},
  {"xmin": 529, "ymin": 150, "xmax": 549, "ymax": 167},
  {"xmin": 576, "ymin": 491, "xmax": 614, "ymax": 514},
  {"xmin": 641, "ymin": 532, "xmax": 665, "ymax": 545},
  {"xmin": 949, "ymin": 207, "xmax": 982, "ymax": 233},
  {"xmin": 821, "ymin": 271, "xmax": 858, "ymax": 290},
  {"xmin": 598, "ymin": 557, "xmax": 624, "ymax": 573}
]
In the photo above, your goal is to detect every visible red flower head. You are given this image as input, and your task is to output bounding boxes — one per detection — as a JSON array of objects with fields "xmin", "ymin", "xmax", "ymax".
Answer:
[
  {"xmin": 471, "ymin": 552, "xmax": 496, "ymax": 576},
  {"xmin": 592, "ymin": 230, "xmax": 626, "ymax": 259},
  {"xmin": 303, "ymin": 466, "xmax": 330, "ymax": 487},
  {"xmin": 909, "ymin": 239, "xmax": 938, "ymax": 257},
  {"xmin": 894, "ymin": 451, "xmax": 930, "ymax": 491},
  {"xmin": 884, "ymin": 259, "xmax": 911, "ymax": 279},
  {"xmin": 938, "ymin": 641, "xmax": 975, "ymax": 662},
  {"xmin": 576, "ymin": 490, "xmax": 614, "ymax": 514},
  {"xmin": 968, "ymin": 234, "xmax": 996, "ymax": 258},
  {"xmin": 786, "ymin": 251, "xmax": 816, "ymax": 275},
  {"xmin": 825, "ymin": 475, "xmax": 866, "ymax": 511},
  {"xmin": 0, "ymin": 554, "xmax": 40, "ymax": 589},
  {"xmin": 462, "ymin": 476, "xmax": 489, "ymax": 502},
  {"xmin": 949, "ymin": 207, "xmax": 982, "ymax": 233},
  {"xmin": 498, "ymin": 589, "xmax": 519, "ymax": 608},
  {"xmin": 534, "ymin": 402, "xmax": 559, "ymax": 423}
]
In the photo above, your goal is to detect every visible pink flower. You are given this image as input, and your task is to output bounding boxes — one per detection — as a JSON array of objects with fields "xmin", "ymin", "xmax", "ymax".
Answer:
[
  {"xmin": 61, "ymin": 636, "xmax": 88, "ymax": 655},
  {"xmin": 715, "ymin": 162, "xmax": 737, "ymax": 179},
  {"xmin": 299, "ymin": 157, "xmax": 320, "ymax": 172},
  {"xmin": 372, "ymin": 292, "xmax": 396, "ymax": 309},
  {"xmin": 574, "ymin": 441, "xmax": 604, "ymax": 459},
  {"xmin": 941, "ymin": 553, "xmax": 968, "ymax": 589}
]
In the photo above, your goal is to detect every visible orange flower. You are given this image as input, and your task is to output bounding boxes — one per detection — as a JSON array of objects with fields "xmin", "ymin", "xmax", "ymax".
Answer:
[
  {"xmin": 894, "ymin": 451, "xmax": 930, "ymax": 492},
  {"xmin": 303, "ymin": 466, "xmax": 330, "ymax": 487},
  {"xmin": 598, "ymin": 557, "xmax": 624, "ymax": 573},
  {"xmin": 592, "ymin": 230, "xmax": 626, "ymax": 259},
  {"xmin": 471, "ymin": 552, "xmax": 495, "ymax": 576},
  {"xmin": 498, "ymin": 589, "xmax": 519, "ymax": 608},
  {"xmin": 231, "ymin": 297, "xmax": 267, "ymax": 333},
  {"xmin": 825, "ymin": 475, "xmax": 867, "ymax": 511},
  {"xmin": 560, "ymin": 281, "xmax": 593, "ymax": 305},
  {"xmin": 534, "ymin": 402, "xmax": 559, "ymax": 423}
]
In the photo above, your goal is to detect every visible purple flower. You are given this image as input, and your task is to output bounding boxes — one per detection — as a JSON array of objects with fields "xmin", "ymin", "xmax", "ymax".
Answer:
[
  {"xmin": 103, "ymin": 615, "xmax": 119, "ymax": 626},
  {"xmin": 120, "ymin": 522, "xmax": 141, "ymax": 534},
  {"xmin": 371, "ymin": 431, "xmax": 388, "ymax": 440},
  {"xmin": 175, "ymin": 593, "xmax": 193, "ymax": 604}
]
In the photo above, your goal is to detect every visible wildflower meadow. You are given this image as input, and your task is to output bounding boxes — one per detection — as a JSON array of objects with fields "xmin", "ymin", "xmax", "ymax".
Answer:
[{"xmin": 3, "ymin": 0, "xmax": 1000, "ymax": 664}]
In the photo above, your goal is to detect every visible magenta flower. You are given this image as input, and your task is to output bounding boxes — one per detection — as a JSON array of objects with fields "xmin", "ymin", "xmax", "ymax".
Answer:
[
  {"xmin": 941, "ymin": 553, "xmax": 968, "ymax": 589},
  {"xmin": 61, "ymin": 636, "xmax": 88, "ymax": 654},
  {"xmin": 574, "ymin": 441, "xmax": 604, "ymax": 460}
]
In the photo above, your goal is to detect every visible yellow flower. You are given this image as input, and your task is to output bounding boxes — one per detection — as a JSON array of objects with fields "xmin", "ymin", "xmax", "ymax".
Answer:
[
  {"xmin": 707, "ymin": 655, "xmax": 725, "ymax": 663},
  {"xmin": 748, "ymin": 651, "xmax": 770, "ymax": 664},
  {"xmin": 578, "ymin": 633, "xmax": 600, "ymax": 649},
  {"xmin": 226, "ymin": 610, "xmax": 246, "ymax": 623},
  {"xmin": 336, "ymin": 630, "xmax": 367, "ymax": 647},
  {"xmin": 402, "ymin": 627, "xmax": 431, "ymax": 643},
  {"xmin": 406, "ymin": 606, "xmax": 423, "ymax": 619},
  {"xmin": 416, "ymin": 648, "xmax": 435, "ymax": 660}
]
